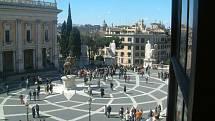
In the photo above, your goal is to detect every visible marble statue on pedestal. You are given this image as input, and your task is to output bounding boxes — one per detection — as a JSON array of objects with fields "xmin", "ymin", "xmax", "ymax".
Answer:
[{"xmin": 144, "ymin": 40, "xmax": 156, "ymax": 68}]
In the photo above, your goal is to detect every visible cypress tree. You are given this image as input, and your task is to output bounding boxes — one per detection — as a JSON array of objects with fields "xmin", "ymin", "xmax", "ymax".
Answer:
[{"xmin": 67, "ymin": 3, "xmax": 72, "ymax": 36}]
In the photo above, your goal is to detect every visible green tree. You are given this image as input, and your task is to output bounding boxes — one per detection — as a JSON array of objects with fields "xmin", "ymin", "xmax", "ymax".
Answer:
[
  {"xmin": 70, "ymin": 27, "xmax": 81, "ymax": 58},
  {"xmin": 67, "ymin": 4, "xmax": 72, "ymax": 36},
  {"xmin": 59, "ymin": 21, "xmax": 69, "ymax": 58}
]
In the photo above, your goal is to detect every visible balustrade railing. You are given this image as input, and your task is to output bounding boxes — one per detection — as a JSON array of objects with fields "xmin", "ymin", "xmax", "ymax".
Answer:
[{"xmin": 0, "ymin": 0, "xmax": 57, "ymax": 8}]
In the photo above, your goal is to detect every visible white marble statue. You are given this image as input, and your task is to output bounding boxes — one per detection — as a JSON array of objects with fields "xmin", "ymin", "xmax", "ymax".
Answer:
[
  {"xmin": 109, "ymin": 40, "xmax": 116, "ymax": 55},
  {"xmin": 145, "ymin": 40, "xmax": 152, "ymax": 59}
]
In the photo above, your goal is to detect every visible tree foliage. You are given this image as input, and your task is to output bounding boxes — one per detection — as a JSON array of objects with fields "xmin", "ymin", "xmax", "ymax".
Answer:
[
  {"xmin": 70, "ymin": 27, "xmax": 81, "ymax": 58},
  {"xmin": 59, "ymin": 21, "xmax": 69, "ymax": 58}
]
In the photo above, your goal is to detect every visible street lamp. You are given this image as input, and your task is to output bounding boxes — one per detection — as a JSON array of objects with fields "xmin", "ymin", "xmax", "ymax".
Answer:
[
  {"xmin": 160, "ymin": 61, "xmax": 164, "ymax": 80},
  {"xmin": 88, "ymin": 97, "xmax": 92, "ymax": 121},
  {"xmin": 25, "ymin": 102, "xmax": 29, "ymax": 121}
]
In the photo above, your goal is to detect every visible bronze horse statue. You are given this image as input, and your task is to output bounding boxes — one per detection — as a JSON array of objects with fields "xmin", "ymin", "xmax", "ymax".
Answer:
[{"xmin": 63, "ymin": 56, "xmax": 75, "ymax": 75}]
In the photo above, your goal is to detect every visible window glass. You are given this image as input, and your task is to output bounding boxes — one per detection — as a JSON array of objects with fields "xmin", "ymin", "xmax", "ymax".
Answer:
[
  {"xmin": 128, "ymin": 46, "xmax": 131, "ymax": 50},
  {"xmin": 121, "ymin": 52, "xmax": 124, "ymax": 57},
  {"xmin": 128, "ymin": 52, "xmax": 131, "ymax": 57},
  {"xmin": 135, "ymin": 46, "xmax": 139, "ymax": 50},
  {"xmin": 128, "ymin": 38, "xmax": 132, "ymax": 42},
  {"xmin": 135, "ymin": 53, "xmax": 139, "ymax": 56},
  {"xmin": 176, "ymin": 86, "xmax": 184, "ymax": 121},
  {"xmin": 179, "ymin": 0, "xmax": 188, "ymax": 69},
  {"xmin": 186, "ymin": 0, "xmax": 194, "ymax": 77},
  {"xmin": 141, "ymin": 38, "xmax": 145, "ymax": 43},
  {"xmin": 121, "ymin": 37, "xmax": 124, "ymax": 42},
  {"xmin": 27, "ymin": 30, "xmax": 31, "ymax": 42},
  {"xmin": 45, "ymin": 30, "xmax": 48, "ymax": 41},
  {"xmin": 141, "ymin": 46, "xmax": 144, "ymax": 50},
  {"xmin": 128, "ymin": 59, "xmax": 131, "ymax": 63},
  {"xmin": 5, "ymin": 30, "xmax": 10, "ymax": 42},
  {"xmin": 135, "ymin": 38, "xmax": 139, "ymax": 43}
]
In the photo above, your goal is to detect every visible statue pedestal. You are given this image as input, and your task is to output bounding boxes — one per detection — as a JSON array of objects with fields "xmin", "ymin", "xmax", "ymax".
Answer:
[
  {"xmin": 61, "ymin": 75, "xmax": 76, "ymax": 90},
  {"xmin": 144, "ymin": 58, "xmax": 156, "ymax": 68}
]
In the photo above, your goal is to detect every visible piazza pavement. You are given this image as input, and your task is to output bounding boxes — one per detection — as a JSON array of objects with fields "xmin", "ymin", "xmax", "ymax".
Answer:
[{"xmin": 0, "ymin": 69, "xmax": 168, "ymax": 121}]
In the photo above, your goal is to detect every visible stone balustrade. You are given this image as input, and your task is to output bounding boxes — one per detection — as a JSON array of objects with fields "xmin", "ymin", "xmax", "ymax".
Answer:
[{"xmin": 0, "ymin": 0, "xmax": 57, "ymax": 8}]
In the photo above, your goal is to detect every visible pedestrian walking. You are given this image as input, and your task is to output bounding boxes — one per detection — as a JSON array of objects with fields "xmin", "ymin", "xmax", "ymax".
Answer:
[
  {"xmin": 33, "ymin": 89, "xmax": 36, "ymax": 101},
  {"xmin": 110, "ymin": 82, "xmax": 113, "ymax": 91},
  {"xmin": 29, "ymin": 90, "xmax": 32, "ymax": 100},
  {"xmin": 32, "ymin": 106, "xmax": 36, "ymax": 118},
  {"xmin": 49, "ymin": 84, "xmax": 53, "ymax": 94},
  {"xmin": 37, "ymin": 85, "xmax": 40, "ymax": 93},
  {"xmin": 36, "ymin": 104, "xmax": 40, "ymax": 117},
  {"xmin": 101, "ymin": 88, "xmax": 104, "ymax": 98},
  {"xmin": 19, "ymin": 94, "xmax": 24, "ymax": 104},
  {"xmin": 107, "ymin": 105, "xmax": 112, "ymax": 118},
  {"xmin": 119, "ymin": 106, "xmax": 124, "ymax": 120},
  {"xmin": 46, "ymin": 83, "xmax": 49, "ymax": 94},
  {"xmin": 145, "ymin": 74, "xmax": 149, "ymax": 83},
  {"xmin": 124, "ymin": 85, "xmax": 127, "ymax": 93}
]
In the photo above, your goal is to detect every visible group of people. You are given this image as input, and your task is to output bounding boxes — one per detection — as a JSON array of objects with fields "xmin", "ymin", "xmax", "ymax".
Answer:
[{"xmin": 44, "ymin": 83, "xmax": 53, "ymax": 95}]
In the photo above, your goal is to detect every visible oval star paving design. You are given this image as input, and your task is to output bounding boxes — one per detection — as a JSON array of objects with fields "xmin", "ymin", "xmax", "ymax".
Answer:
[{"xmin": 0, "ymin": 70, "xmax": 168, "ymax": 121}]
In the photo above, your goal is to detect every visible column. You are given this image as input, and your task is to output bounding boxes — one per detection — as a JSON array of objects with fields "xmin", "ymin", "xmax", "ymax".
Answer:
[
  {"xmin": 16, "ymin": 19, "xmax": 24, "ymax": 72},
  {"xmin": 36, "ymin": 20, "xmax": 43, "ymax": 69},
  {"xmin": 52, "ymin": 20, "xmax": 59, "ymax": 69}
]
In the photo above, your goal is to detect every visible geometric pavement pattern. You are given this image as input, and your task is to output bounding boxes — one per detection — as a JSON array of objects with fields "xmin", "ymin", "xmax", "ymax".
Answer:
[{"xmin": 0, "ymin": 70, "xmax": 168, "ymax": 121}]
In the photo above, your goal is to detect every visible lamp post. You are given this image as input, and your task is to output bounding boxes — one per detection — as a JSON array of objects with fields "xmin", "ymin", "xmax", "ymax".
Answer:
[
  {"xmin": 160, "ymin": 61, "xmax": 164, "ymax": 80},
  {"xmin": 88, "ymin": 97, "xmax": 92, "ymax": 121},
  {"xmin": 25, "ymin": 102, "xmax": 29, "ymax": 121}
]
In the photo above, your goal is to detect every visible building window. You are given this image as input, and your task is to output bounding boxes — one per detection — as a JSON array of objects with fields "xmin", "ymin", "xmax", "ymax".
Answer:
[
  {"xmin": 141, "ymin": 52, "xmax": 144, "ymax": 56},
  {"xmin": 135, "ymin": 59, "xmax": 139, "ymax": 64},
  {"xmin": 128, "ymin": 46, "xmax": 131, "ymax": 50},
  {"xmin": 128, "ymin": 38, "xmax": 132, "ymax": 42},
  {"xmin": 135, "ymin": 38, "xmax": 139, "ymax": 43},
  {"xmin": 45, "ymin": 30, "xmax": 49, "ymax": 41},
  {"xmin": 141, "ymin": 38, "xmax": 145, "ymax": 43},
  {"xmin": 121, "ymin": 52, "xmax": 124, "ymax": 57},
  {"xmin": 140, "ymin": 59, "xmax": 143, "ymax": 64},
  {"xmin": 141, "ymin": 46, "xmax": 144, "ymax": 50},
  {"xmin": 135, "ymin": 46, "xmax": 139, "ymax": 50},
  {"xmin": 128, "ymin": 52, "xmax": 131, "ymax": 57},
  {"xmin": 135, "ymin": 53, "xmax": 139, "ymax": 56},
  {"xmin": 121, "ymin": 37, "xmax": 124, "ymax": 42},
  {"xmin": 121, "ymin": 58, "xmax": 124, "ymax": 63},
  {"xmin": 26, "ymin": 30, "xmax": 31, "ymax": 42},
  {"xmin": 5, "ymin": 30, "xmax": 10, "ymax": 43},
  {"xmin": 115, "ymin": 52, "xmax": 118, "ymax": 56},
  {"xmin": 128, "ymin": 59, "xmax": 131, "ymax": 64}
]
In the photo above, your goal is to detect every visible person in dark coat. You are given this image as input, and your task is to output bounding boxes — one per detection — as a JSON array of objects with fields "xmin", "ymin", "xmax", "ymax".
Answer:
[
  {"xmin": 36, "ymin": 104, "xmax": 40, "ymax": 117},
  {"xmin": 124, "ymin": 85, "xmax": 127, "ymax": 93},
  {"xmin": 29, "ymin": 90, "xmax": 32, "ymax": 100},
  {"xmin": 49, "ymin": 84, "xmax": 53, "ymax": 94},
  {"xmin": 32, "ymin": 106, "xmax": 36, "ymax": 118},
  {"xmin": 33, "ymin": 89, "xmax": 36, "ymax": 101},
  {"xmin": 107, "ymin": 105, "xmax": 112, "ymax": 118},
  {"xmin": 101, "ymin": 88, "xmax": 104, "ymax": 98},
  {"xmin": 37, "ymin": 85, "xmax": 40, "ymax": 93},
  {"xmin": 110, "ymin": 82, "xmax": 113, "ymax": 91}
]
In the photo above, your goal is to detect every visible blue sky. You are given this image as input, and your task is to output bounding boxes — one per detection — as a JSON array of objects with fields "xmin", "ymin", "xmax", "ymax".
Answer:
[{"xmin": 47, "ymin": 0, "xmax": 171, "ymax": 27}]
